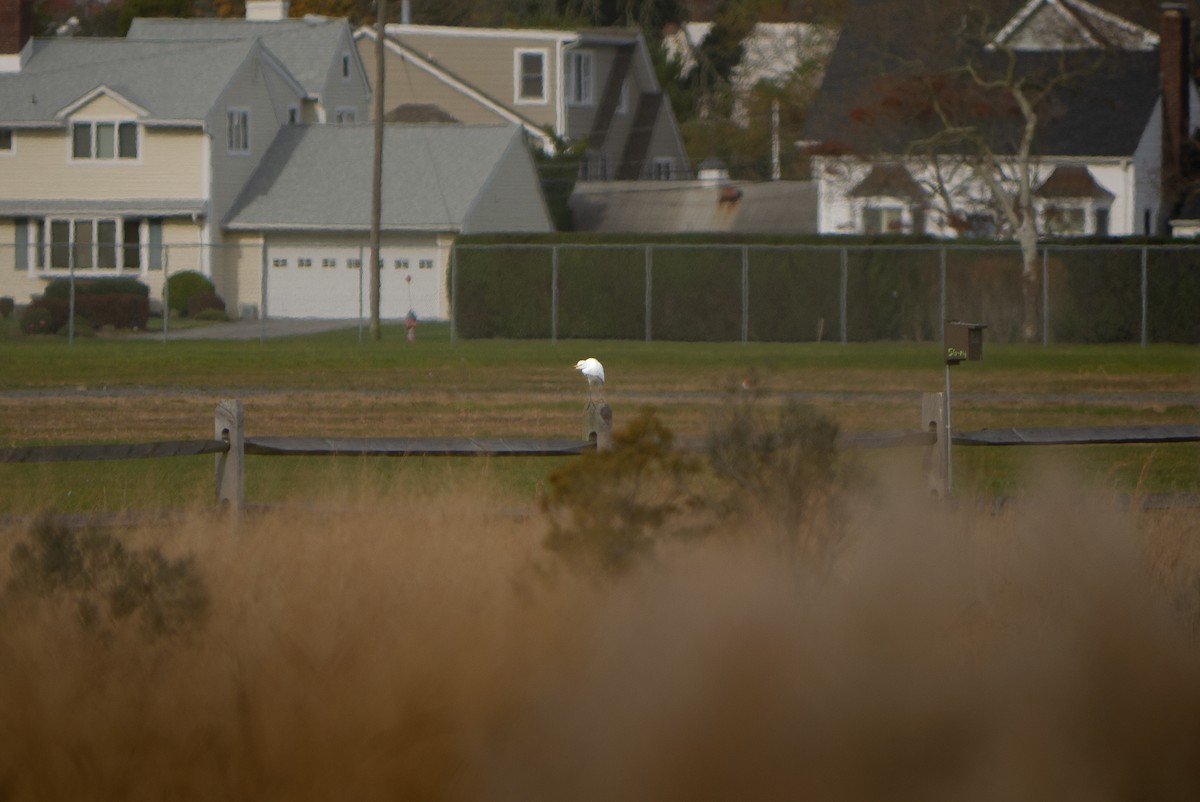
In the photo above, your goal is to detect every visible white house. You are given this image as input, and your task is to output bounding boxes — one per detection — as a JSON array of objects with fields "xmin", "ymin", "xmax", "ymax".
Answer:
[{"xmin": 802, "ymin": 0, "xmax": 1200, "ymax": 238}]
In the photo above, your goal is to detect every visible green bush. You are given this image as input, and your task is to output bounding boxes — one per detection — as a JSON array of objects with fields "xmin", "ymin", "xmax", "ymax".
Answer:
[
  {"xmin": 56, "ymin": 316, "xmax": 95, "ymax": 337},
  {"xmin": 166, "ymin": 270, "xmax": 215, "ymax": 317},
  {"xmin": 0, "ymin": 297, "xmax": 13, "ymax": 319},
  {"xmin": 193, "ymin": 307, "xmax": 230, "ymax": 322},
  {"xmin": 77, "ymin": 294, "xmax": 150, "ymax": 330}
]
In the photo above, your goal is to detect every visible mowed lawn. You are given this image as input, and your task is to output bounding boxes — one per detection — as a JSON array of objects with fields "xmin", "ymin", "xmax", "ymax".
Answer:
[{"xmin": 1, "ymin": 320, "xmax": 1197, "ymax": 513}]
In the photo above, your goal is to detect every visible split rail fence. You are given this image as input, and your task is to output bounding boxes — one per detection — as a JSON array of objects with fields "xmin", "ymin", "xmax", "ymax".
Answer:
[{"xmin": 1, "ymin": 399, "xmax": 1197, "ymax": 522}]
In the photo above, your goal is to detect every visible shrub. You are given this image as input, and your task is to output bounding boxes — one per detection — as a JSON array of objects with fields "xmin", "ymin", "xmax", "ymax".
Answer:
[
  {"xmin": 19, "ymin": 304, "xmax": 56, "ymax": 335},
  {"xmin": 193, "ymin": 307, "xmax": 230, "ymax": 322},
  {"xmin": 56, "ymin": 316, "xmax": 95, "ymax": 337},
  {"xmin": 76, "ymin": 294, "xmax": 150, "ymax": 330},
  {"xmin": 43, "ymin": 277, "xmax": 149, "ymax": 299},
  {"xmin": 186, "ymin": 290, "xmax": 225, "ymax": 318},
  {"xmin": 5, "ymin": 516, "xmax": 210, "ymax": 641},
  {"xmin": 0, "ymin": 297, "xmax": 13, "ymax": 318},
  {"xmin": 166, "ymin": 270, "xmax": 215, "ymax": 317}
]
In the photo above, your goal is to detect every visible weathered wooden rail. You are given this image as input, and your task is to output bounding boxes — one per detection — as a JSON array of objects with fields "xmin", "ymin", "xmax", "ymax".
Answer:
[{"xmin": 1, "ymin": 397, "xmax": 1196, "ymax": 517}]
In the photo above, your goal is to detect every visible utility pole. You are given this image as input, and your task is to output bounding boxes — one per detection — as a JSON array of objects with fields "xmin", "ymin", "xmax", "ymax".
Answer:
[{"xmin": 368, "ymin": 0, "xmax": 387, "ymax": 340}]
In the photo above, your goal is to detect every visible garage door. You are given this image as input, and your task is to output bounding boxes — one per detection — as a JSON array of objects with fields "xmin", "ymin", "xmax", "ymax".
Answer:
[{"xmin": 265, "ymin": 244, "xmax": 446, "ymax": 319}]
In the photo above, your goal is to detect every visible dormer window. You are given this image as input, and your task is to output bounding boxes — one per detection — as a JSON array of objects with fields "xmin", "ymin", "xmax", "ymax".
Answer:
[
  {"xmin": 227, "ymin": 108, "xmax": 250, "ymax": 153},
  {"xmin": 515, "ymin": 49, "xmax": 547, "ymax": 104},
  {"xmin": 71, "ymin": 121, "xmax": 138, "ymax": 160}
]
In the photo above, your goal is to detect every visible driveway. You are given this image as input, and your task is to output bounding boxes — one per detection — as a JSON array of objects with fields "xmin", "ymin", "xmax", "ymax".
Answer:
[{"xmin": 132, "ymin": 318, "xmax": 362, "ymax": 341}]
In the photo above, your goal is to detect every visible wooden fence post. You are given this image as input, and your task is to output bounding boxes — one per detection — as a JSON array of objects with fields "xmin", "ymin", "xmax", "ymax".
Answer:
[
  {"xmin": 215, "ymin": 399, "xmax": 244, "ymax": 517},
  {"xmin": 922, "ymin": 392, "xmax": 947, "ymax": 499},
  {"xmin": 583, "ymin": 401, "xmax": 613, "ymax": 452}
]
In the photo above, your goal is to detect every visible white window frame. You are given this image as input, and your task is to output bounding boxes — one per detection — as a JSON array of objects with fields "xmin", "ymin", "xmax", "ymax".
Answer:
[
  {"xmin": 652, "ymin": 157, "xmax": 673, "ymax": 180},
  {"xmin": 566, "ymin": 50, "xmax": 594, "ymax": 106},
  {"xmin": 38, "ymin": 216, "xmax": 146, "ymax": 273},
  {"xmin": 394, "ymin": 258, "xmax": 410, "ymax": 269},
  {"xmin": 0, "ymin": 127, "xmax": 13, "ymax": 156},
  {"xmin": 227, "ymin": 108, "xmax": 250, "ymax": 154},
  {"xmin": 861, "ymin": 204, "xmax": 903, "ymax": 234},
  {"xmin": 334, "ymin": 107, "xmax": 357, "ymax": 124},
  {"xmin": 514, "ymin": 48, "xmax": 548, "ymax": 105},
  {"xmin": 68, "ymin": 120, "xmax": 140, "ymax": 162}
]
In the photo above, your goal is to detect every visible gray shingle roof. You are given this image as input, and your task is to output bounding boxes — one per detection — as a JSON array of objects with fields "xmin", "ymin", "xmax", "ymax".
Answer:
[
  {"xmin": 804, "ymin": 0, "xmax": 1163, "ymax": 158},
  {"xmin": 0, "ymin": 37, "xmax": 259, "ymax": 125},
  {"xmin": 224, "ymin": 124, "xmax": 521, "ymax": 230},
  {"xmin": 128, "ymin": 16, "xmax": 351, "ymax": 99},
  {"xmin": 568, "ymin": 180, "xmax": 818, "ymax": 234}
]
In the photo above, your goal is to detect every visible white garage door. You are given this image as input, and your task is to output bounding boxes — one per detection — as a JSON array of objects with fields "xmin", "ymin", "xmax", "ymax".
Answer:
[{"xmin": 266, "ymin": 243, "xmax": 446, "ymax": 319}]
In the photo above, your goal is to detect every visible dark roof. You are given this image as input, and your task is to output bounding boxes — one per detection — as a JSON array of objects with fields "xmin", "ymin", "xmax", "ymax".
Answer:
[
  {"xmin": 384, "ymin": 103, "xmax": 459, "ymax": 123},
  {"xmin": 804, "ymin": 0, "xmax": 1163, "ymax": 158},
  {"xmin": 847, "ymin": 164, "xmax": 927, "ymax": 201},
  {"xmin": 1034, "ymin": 164, "xmax": 1115, "ymax": 199}
]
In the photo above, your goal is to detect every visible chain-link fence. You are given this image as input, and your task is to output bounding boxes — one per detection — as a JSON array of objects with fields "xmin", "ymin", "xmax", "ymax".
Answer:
[{"xmin": 450, "ymin": 243, "xmax": 1200, "ymax": 344}]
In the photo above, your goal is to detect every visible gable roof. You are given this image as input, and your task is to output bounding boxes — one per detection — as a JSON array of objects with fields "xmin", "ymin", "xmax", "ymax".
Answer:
[
  {"xmin": 0, "ymin": 37, "xmax": 261, "ymax": 125},
  {"xmin": 127, "ymin": 16, "xmax": 355, "ymax": 100},
  {"xmin": 803, "ymin": 0, "xmax": 1163, "ymax": 158},
  {"xmin": 224, "ymin": 124, "xmax": 529, "ymax": 231},
  {"xmin": 992, "ymin": 0, "xmax": 1158, "ymax": 51}
]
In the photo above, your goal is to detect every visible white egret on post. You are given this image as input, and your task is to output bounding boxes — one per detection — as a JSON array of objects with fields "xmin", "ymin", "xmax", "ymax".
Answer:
[{"xmin": 574, "ymin": 357, "xmax": 605, "ymax": 402}]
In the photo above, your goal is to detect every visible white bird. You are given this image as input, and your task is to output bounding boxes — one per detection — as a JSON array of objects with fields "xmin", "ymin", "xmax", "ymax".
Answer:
[{"xmin": 574, "ymin": 357, "xmax": 605, "ymax": 401}]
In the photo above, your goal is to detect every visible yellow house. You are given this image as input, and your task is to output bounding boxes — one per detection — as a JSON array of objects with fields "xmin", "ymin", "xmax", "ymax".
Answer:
[{"xmin": 0, "ymin": 0, "xmax": 369, "ymax": 316}]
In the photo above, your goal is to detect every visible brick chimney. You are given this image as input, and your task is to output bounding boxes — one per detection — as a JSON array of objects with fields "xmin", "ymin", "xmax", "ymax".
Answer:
[
  {"xmin": 0, "ymin": 0, "xmax": 34, "ymax": 73},
  {"xmin": 1160, "ymin": 3, "xmax": 1191, "ymax": 223}
]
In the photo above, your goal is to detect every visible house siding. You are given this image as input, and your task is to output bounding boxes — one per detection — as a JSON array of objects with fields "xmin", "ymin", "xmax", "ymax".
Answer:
[
  {"xmin": 320, "ymin": 28, "xmax": 371, "ymax": 123},
  {"xmin": 374, "ymin": 30, "xmax": 561, "ymax": 129},
  {"xmin": 358, "ymin": 35, "xmax": 513, "ymax": 125},
  {"xmin": 0, "ymin": 127, "xmax": 205, "ymax": 200}
]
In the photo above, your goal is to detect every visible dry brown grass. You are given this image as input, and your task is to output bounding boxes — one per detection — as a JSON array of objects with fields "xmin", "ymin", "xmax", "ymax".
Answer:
[{"xmin": 2, "ymin": 465, "xmax": 1199, "ymax": 800}]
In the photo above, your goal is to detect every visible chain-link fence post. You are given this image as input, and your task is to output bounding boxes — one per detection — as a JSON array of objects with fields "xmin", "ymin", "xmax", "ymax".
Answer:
[
  {"xmin": 741, "ymin": 245, "xmax": 749, "ymax": 345},
  {"xmin": 644, "ymin": 244, "xmax": 653, "ymax": 342}
]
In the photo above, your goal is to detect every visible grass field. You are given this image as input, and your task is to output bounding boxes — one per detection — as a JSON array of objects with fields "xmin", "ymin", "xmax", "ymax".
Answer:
[
  {"xmin": 0, "ymin": 320, "xmax": 1196, "ymax": 513},
  {"xmin": 2, "ymin": 321, "xmax": 1200, "ymax": 798}
]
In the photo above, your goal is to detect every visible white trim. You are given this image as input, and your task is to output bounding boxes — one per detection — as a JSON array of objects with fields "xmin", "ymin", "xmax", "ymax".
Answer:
[
  {"xmin": 226, "ymin": 107, "xmax": 251, "ymax": 155},
  {"xmin": 55, "ymin": 85, "xmax": 150, "ymax": 120},
  {"xmin": 514, "ymin": 48, "xmax": 549, "ymax": 105},
  {"xmin": 383, "ymin": 22, "xmax": 576, "ymax": 42},
  {"xmin": 565, "ymin": 49, "xmax": 595, "ymax": 106},
  {"xmin": 990, "ymin": 0, "xmax": 1158, "ymax": 51},
  {"xmin": 66, "ymin": 119, "xmax": 143, "ymax": 163}
]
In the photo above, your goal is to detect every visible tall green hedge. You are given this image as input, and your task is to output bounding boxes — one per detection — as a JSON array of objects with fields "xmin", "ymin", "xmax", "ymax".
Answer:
[{"xmin": 450, "ymin": 236, "xmax": 1200, "ymax": 343}]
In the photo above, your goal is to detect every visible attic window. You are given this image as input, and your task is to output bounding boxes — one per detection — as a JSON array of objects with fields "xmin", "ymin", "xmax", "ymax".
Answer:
[
  {"xmin": 71, "ymin": 121, "xmax": 138, "ymax": 160},
  {"xmin": 227, "ymin": 109, "xmax": 250, "ymax": 153},
  {"xmin": 342, "ymin": 52, "xmax": 351, "ymax": 80}
]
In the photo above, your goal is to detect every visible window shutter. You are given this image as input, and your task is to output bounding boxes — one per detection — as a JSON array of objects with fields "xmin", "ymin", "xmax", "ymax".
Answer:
[{"xmin": 14, "ymin": 218, "xmax": 28, "ymax": 270}]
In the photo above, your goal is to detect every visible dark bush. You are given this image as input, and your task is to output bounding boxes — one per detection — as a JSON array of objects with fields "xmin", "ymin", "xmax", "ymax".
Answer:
[
  {"xmin": 0, "ymin": 297, "xmax": 13, "ymax": 318},
  {"xmin": 76, "ymin": 294, "xmax": 150, "ymax": 330},
  {"xmin": 166, "ymin": 270, "xmax": 215, "ymax": 317},
  {"xmin": 186, "ymin": 290, "xmax": 225, "ymax": 318},
  {"xmin": 6, "ymin": 516, "xmax": 210, "ymax": 641},
  {"xmin": 19, "ymin": 304, "xmax": 57, "ymax": 335},
  {"xmin": 43, "ymin": 277, "xmax": 149, "ymax": 299}
]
